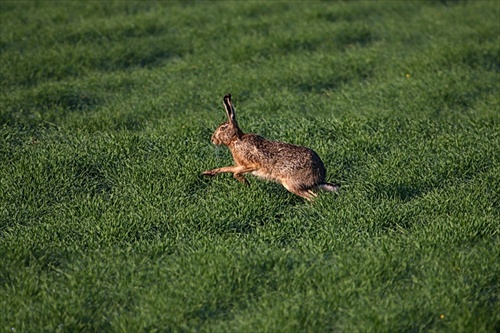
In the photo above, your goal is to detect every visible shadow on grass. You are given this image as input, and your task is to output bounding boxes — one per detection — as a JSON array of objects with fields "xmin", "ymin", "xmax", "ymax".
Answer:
[
  {"xmin": 1, "ymin": 85, "xmax": 103, "ymax": 125},
  {"xmin": 373, "ymin": 183, "xmax": 425, "ymax": 202},
  {"xmin": 293, "ymin": 56, "xmax": 375, "ymax": 94}
]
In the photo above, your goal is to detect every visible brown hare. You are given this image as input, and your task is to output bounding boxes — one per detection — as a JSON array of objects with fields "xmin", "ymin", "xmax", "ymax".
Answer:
[{"xmin": 203, "ymin": 94, "xmax": 339, "ymax": 201}]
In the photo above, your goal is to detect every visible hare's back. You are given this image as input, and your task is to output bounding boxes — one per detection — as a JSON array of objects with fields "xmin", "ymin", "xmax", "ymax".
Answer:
[
  {"xmin": 239, "ymin": 135, "xmax": 326, "ymax": 184},
  {"xmin": 274, "ymin": 142, "xmax": 326, "ymax": 176}
]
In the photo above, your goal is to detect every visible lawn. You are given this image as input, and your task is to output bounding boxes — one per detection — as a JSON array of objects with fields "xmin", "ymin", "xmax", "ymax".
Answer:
[{"xmin": 1, "ymin": 1, "xmax": 499, "ymax": 332}]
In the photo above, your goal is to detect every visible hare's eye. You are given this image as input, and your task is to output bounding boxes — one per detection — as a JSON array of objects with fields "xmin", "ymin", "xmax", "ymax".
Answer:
[{"xmin": 221, "ymin": 124, "xmax": 228, "ymax": 129}]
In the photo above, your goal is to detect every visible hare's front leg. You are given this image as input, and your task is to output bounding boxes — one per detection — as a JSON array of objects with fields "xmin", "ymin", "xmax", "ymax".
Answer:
[
  {"xmin": 202, "ymin": 165, "xmax": 255, "ymax": 185},
  {"xmin": 202, "ymin": 166, "xmax": 239, "ymax": 176}
]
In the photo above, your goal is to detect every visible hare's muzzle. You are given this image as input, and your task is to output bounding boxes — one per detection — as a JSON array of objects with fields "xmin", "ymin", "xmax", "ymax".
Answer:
[{"xmin": 211, "ymin": 134, "xmax": 221, "ymax": 145}]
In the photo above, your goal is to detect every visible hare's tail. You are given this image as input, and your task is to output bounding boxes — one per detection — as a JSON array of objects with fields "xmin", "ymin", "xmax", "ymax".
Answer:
[{"xmin": 319, "ymin": 182, "xmax": 340, "ymax": 192}]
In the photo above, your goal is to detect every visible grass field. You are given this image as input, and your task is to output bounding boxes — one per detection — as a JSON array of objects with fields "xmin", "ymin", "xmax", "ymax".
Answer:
[{"xmin": 1, "ymin": 1, "xmax": 499, "ymax": 332}]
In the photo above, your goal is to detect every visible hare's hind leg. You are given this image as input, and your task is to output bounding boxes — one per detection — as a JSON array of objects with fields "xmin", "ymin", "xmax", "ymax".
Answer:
[
  {"xmin": 293, "ymin": 189, "xmax": 317, "ymax": 202},
  {"xmin": 282, "ymin": 182, "xmax": 316, "ymax": 202}
]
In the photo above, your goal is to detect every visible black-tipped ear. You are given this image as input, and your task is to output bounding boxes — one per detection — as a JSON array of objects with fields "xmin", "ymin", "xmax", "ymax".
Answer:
[{"xmin": 223, "ymin": 94, "xmax": 237, "ymax": 124}]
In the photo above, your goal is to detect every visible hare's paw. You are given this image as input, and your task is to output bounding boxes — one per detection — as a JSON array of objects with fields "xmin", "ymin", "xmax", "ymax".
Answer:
[
  {"xmin": 234, "ymin": 173, "xmax": 250, "ymax": 186},
  {"xmin": 202, "ymin": 169, "xmax": 218, "ymax": 177}
]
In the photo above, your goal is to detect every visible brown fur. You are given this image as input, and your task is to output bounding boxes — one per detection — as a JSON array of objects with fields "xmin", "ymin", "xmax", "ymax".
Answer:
[{"xmin": 203, "ymin": 94, "xmax": 339, "ymax": 201}]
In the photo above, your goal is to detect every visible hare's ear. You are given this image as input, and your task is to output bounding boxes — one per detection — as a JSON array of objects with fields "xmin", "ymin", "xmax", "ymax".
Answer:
[{"xmin": 223, "ymin": 94, "xmax": 237, "ymax": 125}]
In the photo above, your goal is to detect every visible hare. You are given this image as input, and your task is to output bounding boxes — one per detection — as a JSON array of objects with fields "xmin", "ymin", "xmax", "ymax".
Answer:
[{"xmin": 202, "ymin": 94, "xmax": 339, "ymax": 201}]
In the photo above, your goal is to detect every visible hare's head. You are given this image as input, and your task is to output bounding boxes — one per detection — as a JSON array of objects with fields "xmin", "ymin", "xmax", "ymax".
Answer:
[{"xmin": 211, "ymin": 94, "xmax": 242, "ymax": 146}]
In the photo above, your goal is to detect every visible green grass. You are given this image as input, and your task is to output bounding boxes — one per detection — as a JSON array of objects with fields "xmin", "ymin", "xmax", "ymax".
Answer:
[{"xmin": 1, "ymin": 1, "xmax": 499, "ymax": 332}]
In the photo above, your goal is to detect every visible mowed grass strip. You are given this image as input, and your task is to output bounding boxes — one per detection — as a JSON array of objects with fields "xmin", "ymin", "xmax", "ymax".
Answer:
[{"xmin": 1, "ymin": 1, "xmax": 499, "ymax": 332}]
